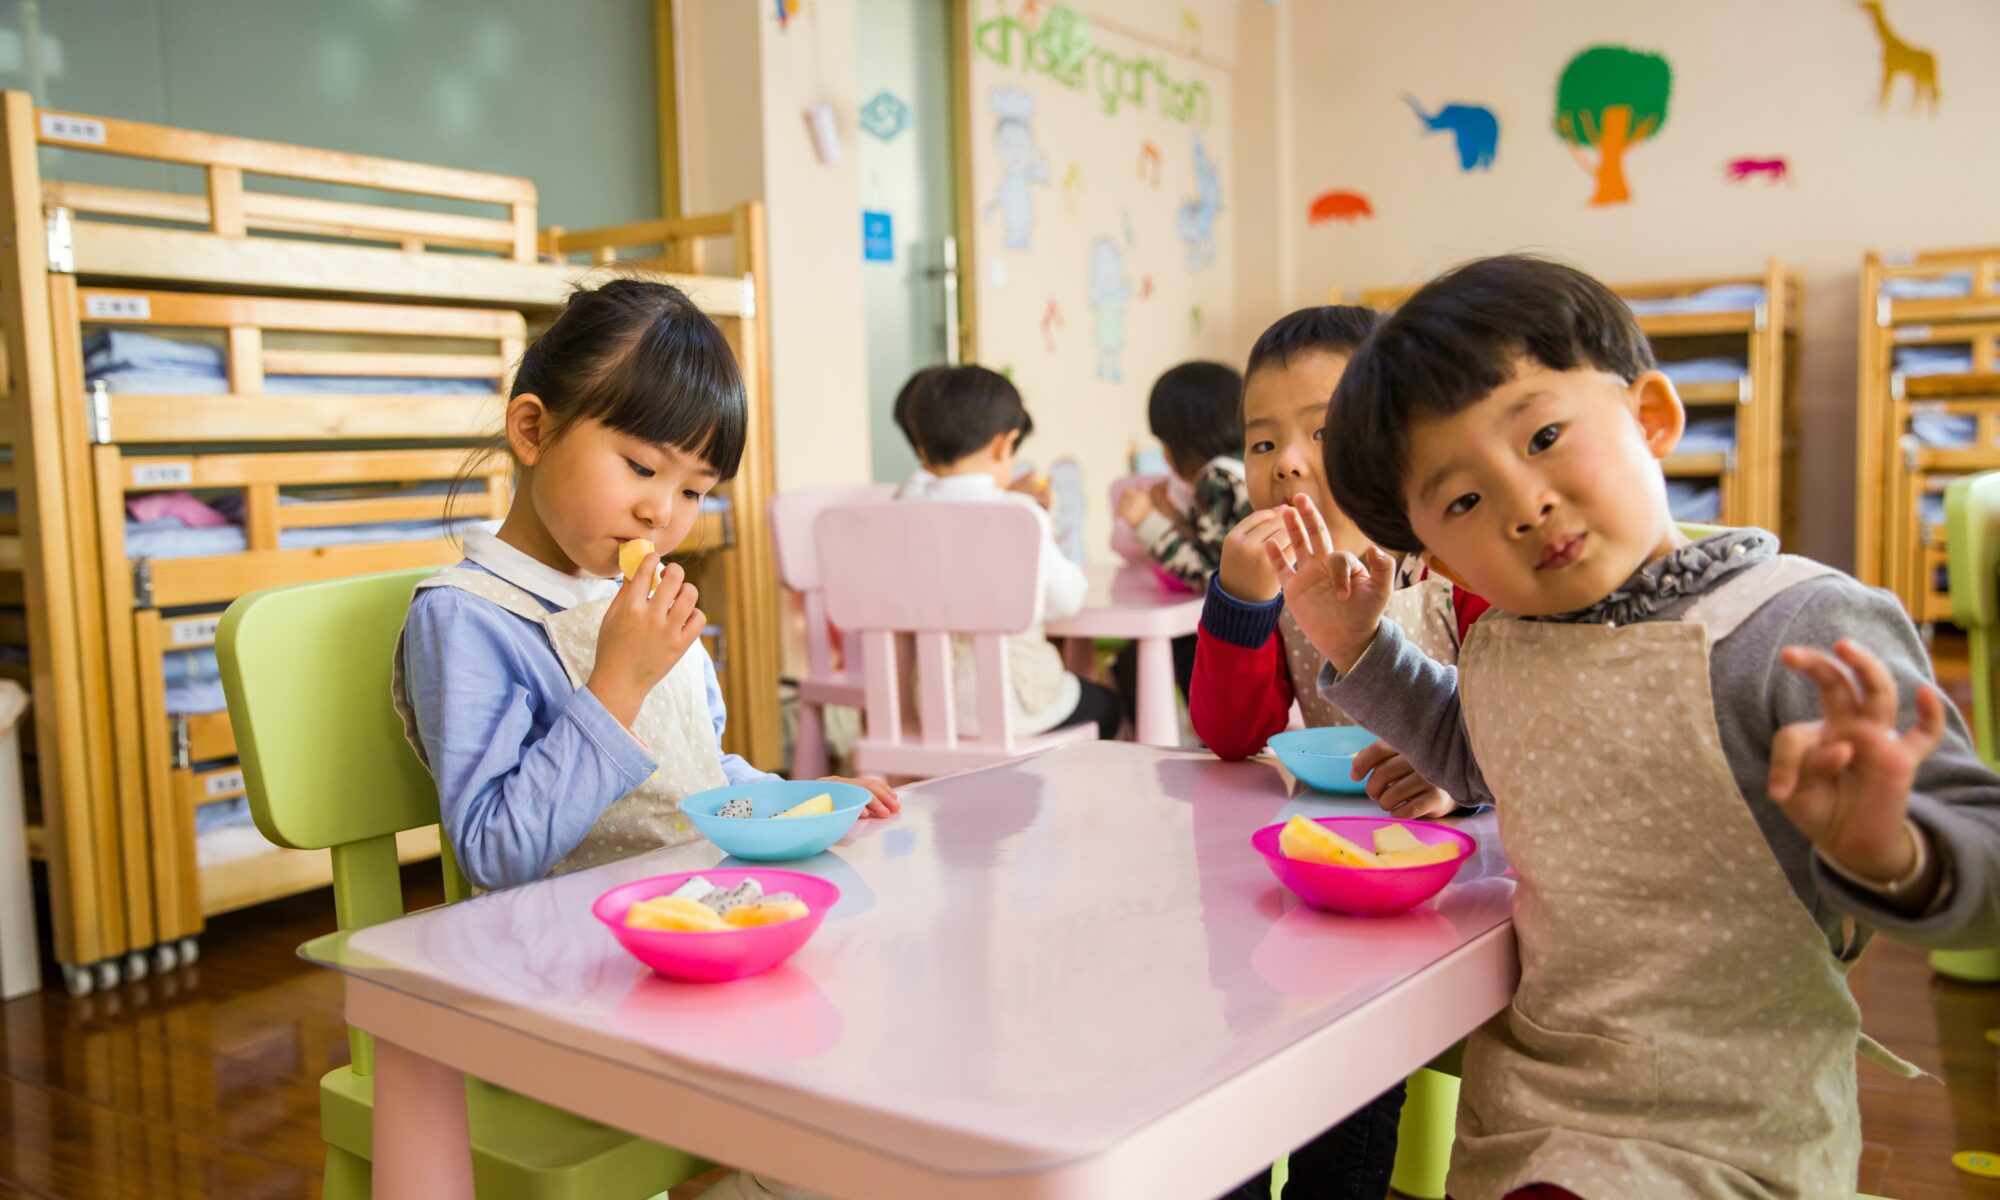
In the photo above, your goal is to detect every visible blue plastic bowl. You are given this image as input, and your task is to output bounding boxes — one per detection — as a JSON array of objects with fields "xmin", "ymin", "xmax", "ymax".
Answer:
[
  {"xmin": 681, "ymin": 780, "xmax": 871, "ymax": 861},
  {"xmin": 1267, "ymin": 727, "xmax": 1380, "ymax": 794}
]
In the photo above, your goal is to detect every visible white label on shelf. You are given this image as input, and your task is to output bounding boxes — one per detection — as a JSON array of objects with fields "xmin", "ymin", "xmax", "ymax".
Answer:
[
  {"xmin": 204, "ymin": 770, "xmax": 244, "ymax": 798},
  {"xmin": 84, "ymin": 294, "xmax": 150, "ymax": 320},
  {"xmin": 1911, "ymin": 401, "xmax": 1949, "ymax": 416},
  {"xmin": 1882, "ymin": 251, "xmax": 1916, "ymax": 266},
  {"xmin": 131, "ymin": 461, "xmax": 194, "ymax": 488},
  {"xmin": 39, "ymin": 114, "xmax": 105, "ymax": 145},
  {"xmin": 1895, "ymin": 325, "xmax": 1932, "ymax": 343},
  {"xmin": 167, "ymin": 617, "xmax": 219, "ymax": 648}
]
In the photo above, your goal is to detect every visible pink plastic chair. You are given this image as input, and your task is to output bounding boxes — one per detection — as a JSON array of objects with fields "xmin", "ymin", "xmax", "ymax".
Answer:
[
  {"xmin": 816, "ymin": 500, "xmax": 1097, "ymax": 779},
  {"xmin": 768, "ymin": 483, "xmax": 896, "ymax": 777}
]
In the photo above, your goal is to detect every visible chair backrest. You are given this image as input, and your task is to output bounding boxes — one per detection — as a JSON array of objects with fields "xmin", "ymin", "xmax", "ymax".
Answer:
[
  {"xmin": 217, "ymin": 566, "xmax": 470, "ymax": 1073},
  {"xmin": 769, "ymin": 483, "xmax": 896, "ymax": 680},
  {"xmin": 1947, "ymin": 472, "xmax": 2000, "ymax": 765},
  {"xmin": 218, "ymin": 568, "xmax": 470, "ymax": 924},
  {"xmin": 816, "ymin": 500, "xmax": 1047, "ymax": 753},
  {"xmin": 1109, "ymin": 473, "xmax": 1173, "ymax": 565}
]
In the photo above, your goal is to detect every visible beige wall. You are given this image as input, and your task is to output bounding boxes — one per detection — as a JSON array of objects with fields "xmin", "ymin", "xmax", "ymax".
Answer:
[
  {"xmin": 1277, "ymin": 0, "xmax": 2000, "ymax": 568},
  {"xmin": 678, "ymin": 0, "xmax": 873, "ymax": 492},
  {"xmin": 966, "ymin": 0, "xmax": 1259, "ymax": 560}
]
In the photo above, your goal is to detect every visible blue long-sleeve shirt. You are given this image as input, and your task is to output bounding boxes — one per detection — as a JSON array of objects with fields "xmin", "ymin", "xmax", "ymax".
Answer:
[{"xmin": 401, "ymin": 537, "xmax": 774, "ymax": 891}]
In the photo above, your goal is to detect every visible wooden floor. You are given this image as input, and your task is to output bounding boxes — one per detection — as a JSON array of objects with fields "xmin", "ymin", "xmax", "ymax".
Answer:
[{"xmin": 0, "ymin": 626, "xmax": 1997, "ymax": 1200}]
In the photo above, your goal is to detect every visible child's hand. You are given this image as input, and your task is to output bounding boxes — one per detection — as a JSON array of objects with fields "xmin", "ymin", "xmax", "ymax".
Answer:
[
  {"xmin": 825, "ymin": 775, "xmax": 900, "ymax": 818},
  {"xmin": 587, "ymin": 552, "xmax": 705, "ymax": 730},
  {"xmin": 1267, "ymin": 494, "xmax": 1394, "ymax": 673},
  {"xmin": 1218, "ymin": 509, "xmax": 1291, "ymax": 602},
  {"xmin": 1009, "ymin": 473, "xmax": 1054, "ymax": 510},
  {"xmin": 1768, "ymin": 639, "xmax": 1946, "ymax": 884},
  {"xmin": 1116, "ymin": 485, "xmax": 1155, "ymax": 527},
  {"xmin": 1352, "ymin": 740, "xmax": 1456, "ymax": 819}
]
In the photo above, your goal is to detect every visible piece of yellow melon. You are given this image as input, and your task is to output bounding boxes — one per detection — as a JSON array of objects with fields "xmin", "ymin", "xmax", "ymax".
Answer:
[
  {"xmin": 1372, "ymin": 824, "xmax": 1424, "ymax": 854},
  {"xmin": 625, "ymin": 894, "xmax": 729, "ymax": 932},
  {"xmin": 723, "ymin": 899, "xmax": 810, "ymax": 927},
  {"xmin": 1278, "ymin": 815, "xmax": 1384, "ymax": 868},
  {"xmin": 618, "ymin": 538, "xmax": 656, "ymax": 582},
  {"xmin": 1377, "ymin": 841, "xmax": 1460, "ymax": 868},
  {"xmin": 775, "ymin": 792, "xmax": 834, "ymax": 819}
]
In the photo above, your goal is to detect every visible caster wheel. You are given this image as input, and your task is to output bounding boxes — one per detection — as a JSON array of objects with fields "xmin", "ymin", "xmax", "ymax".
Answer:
[
  {"xmin": 94, "ymin": 960, "xmax": 119, "ymax": 990},
  {"xmin": 178, "ymin": 937, "xmax": 199, "ymax": 966},
  {"xmin": 125, "ymin": 951, "xmax": 149, "ymax": 982},
  {"xmin": 153, "ymin": 943, "xmax": 178, "ymax": 973},
  {"xmin": 60, "ymin": 963, "xmax": 93, "ymax": 997}
]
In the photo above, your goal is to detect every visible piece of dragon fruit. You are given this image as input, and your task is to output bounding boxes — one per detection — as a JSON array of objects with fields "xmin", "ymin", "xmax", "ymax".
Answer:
[{"xmin": 717, "ymin": 796, "xmax": 756, "ymax": 819}]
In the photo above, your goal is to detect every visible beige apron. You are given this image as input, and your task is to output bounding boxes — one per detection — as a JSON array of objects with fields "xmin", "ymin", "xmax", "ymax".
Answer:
[
  {"xmin": 393, "ymin": 567, "xmax": 724, "ymax": 877},
  {"xmin": 1282, "ymin": 576, "xmax": 1460, "ymax": 728},
  {"xmin": 1451, "ymin": 555, "xmax": 1915, "ymax": 1199}
]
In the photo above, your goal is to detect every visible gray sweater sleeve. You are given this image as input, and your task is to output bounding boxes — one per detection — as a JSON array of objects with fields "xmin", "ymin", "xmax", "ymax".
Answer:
[
  {"xmin": 1714, "ymin": 575, "xmax": 2000, "ymax": 951},
  {"xmin": 1316, "ymin": 617, "xmax": 1497, "ymax": 809}
]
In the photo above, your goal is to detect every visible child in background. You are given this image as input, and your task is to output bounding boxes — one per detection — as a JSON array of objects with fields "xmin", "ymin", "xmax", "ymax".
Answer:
[
  {"xmin": 1113, "ymin": 360, "xmax": 1252, "ymax": 716},
  {"xmin": 1191, "ymin": 306, "xmax": 1484, "ymax": 818},
  {"xmin": 899, "ymin": 365, "xmax": 1120, "ymax": 739},
  {"xmin": 1286, "ymin": 255, "xmax": 2000, "ymax": 1198},
  {"xmin": 397, "ymin": 279, "xmax": 898, "ymax": 1200}
]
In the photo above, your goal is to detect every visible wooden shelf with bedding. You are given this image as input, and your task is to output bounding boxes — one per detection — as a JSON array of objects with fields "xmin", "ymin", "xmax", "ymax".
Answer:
[
  {"xmin": 1345, "ymin": 259, "xmax": 1800, "ymax": 540},
  {"xmin": 0, "ymin": 91, "xmax": 780, "ymax": 995},
  {"xmin": 1856, "ymin": 246, "xmax": 2000, "ymax": 624}
]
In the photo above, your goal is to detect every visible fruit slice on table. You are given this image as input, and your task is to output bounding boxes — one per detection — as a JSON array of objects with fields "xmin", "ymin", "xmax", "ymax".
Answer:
[
  {"xmin": 775, "ymin": 793, "xmax": 834, "ymax": 819},
  {"xmin": 1279, "ymin": 815, "xmax": 1382, "ymax": 868}
]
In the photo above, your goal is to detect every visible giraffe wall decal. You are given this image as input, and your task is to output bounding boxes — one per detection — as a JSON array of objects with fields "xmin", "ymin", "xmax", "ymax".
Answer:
[{"xmin": 1860, "ymin": 1, "xmax": 1939, "ymax": 114}]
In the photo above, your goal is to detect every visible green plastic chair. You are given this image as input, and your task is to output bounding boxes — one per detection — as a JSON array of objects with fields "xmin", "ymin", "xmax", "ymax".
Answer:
[
  {"xmin": 217, "ymin": 568, "xmax": 712, "ymax": 1199},
  {"xmin": 1936, "ymin": 475, "xmax": 2000, "ymax": 984}
]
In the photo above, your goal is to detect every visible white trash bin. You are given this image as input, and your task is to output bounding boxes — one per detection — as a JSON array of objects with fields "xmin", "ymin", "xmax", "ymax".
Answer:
[{"xmin": 0, "ymin": 680, "xmax": 37, "ymax": 998}]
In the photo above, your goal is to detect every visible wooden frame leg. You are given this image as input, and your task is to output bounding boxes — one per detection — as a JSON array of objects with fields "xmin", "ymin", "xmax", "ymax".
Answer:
[
  {"xmin": 1134, "ymin": 635, "xmax": 1177, "ymax": 748},
  {"xmin": 372, "ymin": 1037, "xmax": 473, "ymax": 1200}
]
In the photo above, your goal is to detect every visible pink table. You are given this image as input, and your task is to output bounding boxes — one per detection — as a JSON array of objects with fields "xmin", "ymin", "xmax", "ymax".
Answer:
[
  {"xmin": 305, "ymin": 742, "xmax": 1517, "ymax": 1200},
  {"xmin": 1044, "ymin": 565, "xmax": 1204, "ymax": 746}
]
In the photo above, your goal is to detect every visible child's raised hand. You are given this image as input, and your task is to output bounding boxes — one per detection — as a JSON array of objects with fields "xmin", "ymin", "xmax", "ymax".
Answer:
[
  {"xmin": 1218, "ymin": 508, "xmax": 1291, "ymax": 602},
  {"xmin": 1267, "ymin": 494, "xmax": 1394, "ymax": 673},
  {"xmin": 1352, "ymin": 740, "xmax": 1456, "ymax": 819},
  {"xmin": 587, "ymin": 552, "xmax": 706, "ymax": 731},
  {"xmin": 824, "ymin": 775, "xmax": 900, "ymax": 818},
  {"xmin": 1768, "ymin": 638, "xmax": 1945, "ymax": 885},
  {"xmin": 1115, "ymin": 484, "xmax": 1155, "ymax": 527},
  {"xmin": 1009, "ymin": 472, "xmax": 1054, "ymax": 511}
]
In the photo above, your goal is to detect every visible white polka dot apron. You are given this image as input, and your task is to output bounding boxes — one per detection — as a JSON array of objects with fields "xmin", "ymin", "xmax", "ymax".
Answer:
[
  {"xmin": 393, "ymin": 567, "xmax": 724, "ymax": 878},
  {"xmin": 1282, "ymin": 576, "xmax": 1461, "ymax": 728},
  {"xmin": 1449, "ymin": 554, "xmax": 1909, "ymax": 1199}
]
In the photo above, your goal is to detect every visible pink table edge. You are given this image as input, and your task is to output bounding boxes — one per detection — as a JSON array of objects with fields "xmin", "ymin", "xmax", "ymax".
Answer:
[
  {"xmin": 356, "ymin": 928, "xmax": 1518, "ymax": 1200},
  {"xmin": 1045, "ymin": 565, "xmax": 1202, "ymax": 747}
]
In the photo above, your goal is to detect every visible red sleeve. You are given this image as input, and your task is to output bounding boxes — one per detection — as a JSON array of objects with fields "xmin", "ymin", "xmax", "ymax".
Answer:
[
  {"xmin": 1451, "ymin": 585, "xmax": 1491, "ymax": 645},
  {"xmin": 1190, "ymin": 625, "xmax": 1296, "ymax": 761}
]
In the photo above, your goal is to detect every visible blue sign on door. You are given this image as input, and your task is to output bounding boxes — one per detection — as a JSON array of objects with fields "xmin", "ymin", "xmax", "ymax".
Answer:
[{"xmin": 862, "ymin": 210, "xmax": 894, "ymax": 262}]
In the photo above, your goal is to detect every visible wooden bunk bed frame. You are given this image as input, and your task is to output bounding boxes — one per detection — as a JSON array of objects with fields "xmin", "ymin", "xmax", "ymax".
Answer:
[
  {"xmin": 1857, "ymin": 246, "xmax": 2000, "ymax": 625},
  {"xmin": 0, "ymin": 91, "xmax": 778, "ymax": 995},
  {"xmin": 1345, "ymin": 259, "xmax": 1801, "ymax": 540}
]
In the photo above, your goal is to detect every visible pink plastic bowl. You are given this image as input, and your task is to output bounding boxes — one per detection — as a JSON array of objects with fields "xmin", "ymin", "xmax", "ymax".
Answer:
[
  {"xmin": 1149, "ymin": 564, "xmax": 1198, "ymax": 593},
  {"xmin": 592, "ymin": 868, "xmax": 841, "ymax": 983},
  {"xmin": 1250, "ymin": 816, "xmax": 1474, "ymax": 916}
]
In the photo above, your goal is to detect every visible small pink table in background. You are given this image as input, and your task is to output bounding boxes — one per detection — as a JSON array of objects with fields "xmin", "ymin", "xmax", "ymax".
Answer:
[{"xmin": 1045, "ymin": 564, "xmax": 1203, "ymax": 746}]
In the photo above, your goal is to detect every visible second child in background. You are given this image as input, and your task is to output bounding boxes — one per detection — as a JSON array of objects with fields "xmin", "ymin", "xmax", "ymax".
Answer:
[
  {"xmin": 899, "ymin": 365, "xmax": 1121, "ymax": 740},
  {"xmin": 1113, "ymin": 361, "xmax": 1252, "ymax": 719}
]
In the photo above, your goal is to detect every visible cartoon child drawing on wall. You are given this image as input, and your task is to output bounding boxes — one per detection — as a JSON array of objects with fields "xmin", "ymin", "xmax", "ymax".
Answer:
[
  {"xmin": 984, "ymin": 88, "xmax": 1047, "ymax": 252},
  {"xmin": 1088, "ymin": 237, "xmax": 1132, "ymax": 382},
  {"xmin": 1176, "ymin": 133, "xmax": 1221, "ymax": 270}
]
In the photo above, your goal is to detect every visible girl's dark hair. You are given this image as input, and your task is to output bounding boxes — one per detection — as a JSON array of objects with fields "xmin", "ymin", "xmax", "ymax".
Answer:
[
  {"xmin": 892, "ymin": 365, "xmax": 944, "ymax": 448},
  {"xmin": 1325, "ymin": 254, "xmax": 1654, "ymax": 553},
  {"xmin": 512, "ymin": 277, "xmax": 747, "ymax": 477},
  {"xmin": 906, "ymin": 365, "xmax": 1033, "ymax": 465},
  {"xmin": 451, "ymin": 278, "xmax": 747, "ymax": 535},
  {"xmin": 1147, "ymin": 360, "xmax": 1243, "ymax": 475}
]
